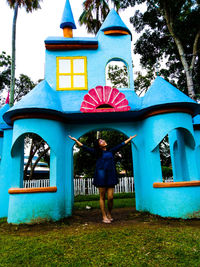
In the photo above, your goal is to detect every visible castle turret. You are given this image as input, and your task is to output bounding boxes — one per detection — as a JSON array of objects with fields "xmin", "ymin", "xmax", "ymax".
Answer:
[{"xmin": 60, "ymin": 0, "xmax": 76, "ymax": 38}]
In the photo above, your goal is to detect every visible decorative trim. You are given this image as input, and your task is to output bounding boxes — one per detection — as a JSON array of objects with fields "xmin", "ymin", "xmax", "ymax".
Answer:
[
  {"xmin": 104, "ymin": 30, "xmax": 130, "ymax": 36},
  {"xmin": 56, "ymin": 56, "xmax": 88, "ymax": 91},
  {"xmin": 11, "ymin": 114, "xmax": 66, "ymax": 124},
  {"xmin": 0, "ymin": 132, "xmax": 3, "ymax": 137},
  {"xmin": 153, "ymin": 181, "xmax": 200, "ymax": 188},
  {"xmin": 8, "ymin": 187, "xmax": 57, "ymax": 194},
  {"xmin": 45, "ymin": 44, "xmax": 98, "ymax": 51},
  {"xmin": 80, "ymin": 86, "xmax": 131, "ymax": 113},
  {"xmin": 143, "ymin": 108, "xmax": 194, "ymax": 120}
]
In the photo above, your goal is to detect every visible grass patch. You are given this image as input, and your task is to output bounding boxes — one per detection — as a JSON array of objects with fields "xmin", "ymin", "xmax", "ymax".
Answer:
[
  {"xmin": 74, "ymin": 192, "xmax": 135, "ymax": 202},
  {"xmin": 0, "ymin": 221, "xmax": 199, "ymax": 266},
  {"xmin": 0, "ymin": 193, "xmax": 199, "ymax": 266},
  {"xmin": 74, "ymin": 193, "xmax": 135, "ymax": 210},
  {"xmin": 74, "ymin": 197, "xmax": 135, "ymax": 210}
]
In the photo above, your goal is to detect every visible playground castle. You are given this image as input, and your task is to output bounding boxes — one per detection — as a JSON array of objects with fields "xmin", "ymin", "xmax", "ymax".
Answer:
[{"xmin": 0, "ymin": 0, "xmax": 200, "ymax": 224}]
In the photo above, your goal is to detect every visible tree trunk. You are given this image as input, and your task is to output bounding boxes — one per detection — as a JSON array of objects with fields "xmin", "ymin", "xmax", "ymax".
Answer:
[
  {"xmin": 162, "ymin": 1, "xmax": 196, "ymax": 99},
  {"xmin": 172, "ymin": 35, "xmax": 195, "ymax": 99},
  {"xmin": 10, "ymin": 2, "xmax": 19, "ymax": 107},
  {"xmin": 29, "ymin": 147, "xmax": 50, "ymax": 180},
  {"xmin": 24, "ymin": 139, "xmax": 44, "ymax": 180}
]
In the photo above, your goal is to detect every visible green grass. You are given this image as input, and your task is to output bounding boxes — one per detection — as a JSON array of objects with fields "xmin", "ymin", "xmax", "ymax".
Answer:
[
  {"xmin": 74, "ymin": 193, "xmax": 135, "ymax": 210},
  {"xmin": 0, "ymin": 221, "xmax": 199, "ymax": 266},
  {"xmin": 74, "ymin": 192, "xmax": 135, "ymax": 202},
  {"xmin": 0, "ymin": 193, "xmax": 199, "ymax": 266}
]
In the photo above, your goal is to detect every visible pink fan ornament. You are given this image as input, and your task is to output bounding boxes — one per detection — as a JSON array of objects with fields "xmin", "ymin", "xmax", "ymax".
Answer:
[{"xmin": 80, "ymin": 86, "xmax": 131, "ymax": 113}]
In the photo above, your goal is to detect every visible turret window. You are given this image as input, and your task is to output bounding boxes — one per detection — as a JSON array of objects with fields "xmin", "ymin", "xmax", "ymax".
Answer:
[{"xmin": 57, "ymin": 57, "xmax": 88, "ymax": 90}]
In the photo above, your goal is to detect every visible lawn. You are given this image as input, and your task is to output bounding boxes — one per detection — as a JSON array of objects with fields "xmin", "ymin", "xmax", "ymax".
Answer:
[{"xmin": 0, "ymin": 193, "xmax": 199, "ymax": 266}]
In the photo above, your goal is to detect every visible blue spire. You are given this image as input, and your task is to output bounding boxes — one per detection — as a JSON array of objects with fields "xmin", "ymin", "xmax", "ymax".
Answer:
[
  {"xmin": 100, "ymin": 9, "xmax": 132, "ymax": 36},
  {"xmin": 60, "ymin": 0, "xmax": 76, "ymax": 30}
]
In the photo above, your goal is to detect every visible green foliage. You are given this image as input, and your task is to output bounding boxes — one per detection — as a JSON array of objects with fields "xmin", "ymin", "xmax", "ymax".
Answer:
[
  {"xmin": 134, "ymin": 69, "xmax": 155, "ymax": 95},
  {"xmin": 0, "ymin": 51, "xmax": 11, "ymax": 91},
  {"xmin": 6, "ymin": 0, "xmax": 42, "ymax": 13},
  {"xmin": 0, "ymin": 51, "xmax": 37, "ymax": 105},
  {"xmin": 73, "ymin": 130, "xmax": 133, "ymax": 178},
  {"xmin": 121, "ymin": 0, "xmax": 200, "ymax": 97},
  {"xmin": 107, "ymin": 64, "xmax": 129, "ymax": 88},
  {"xmin": 79, "ymin": 0, "xmax": 110, "ymax": 34},
  {"xmin": 79, "ymin": 0, "xmax": 125, "ymax": 34},
  {"xmin": 162, "ymin": 166, "xmax": 173, "ymax": 178}
]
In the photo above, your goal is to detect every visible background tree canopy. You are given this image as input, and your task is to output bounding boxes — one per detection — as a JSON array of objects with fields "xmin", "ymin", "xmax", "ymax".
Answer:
[
  {"xmin": 120, "ymin": 0, "xmax": 200, "ymax": 98},
  {"xmin": 0, "ymin": 51, "xmax": 36, "ymax": 105}
]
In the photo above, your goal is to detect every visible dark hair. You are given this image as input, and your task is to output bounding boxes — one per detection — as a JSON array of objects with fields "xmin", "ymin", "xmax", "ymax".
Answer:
[{"xmin": 94, "ymin": 138, "xmax": 103, "ymax": 158}]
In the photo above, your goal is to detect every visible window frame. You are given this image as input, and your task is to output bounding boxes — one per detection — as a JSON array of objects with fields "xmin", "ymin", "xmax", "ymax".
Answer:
[{"xmin": 56, "ymin": 56, "xmax": 88, "ymax": 91}]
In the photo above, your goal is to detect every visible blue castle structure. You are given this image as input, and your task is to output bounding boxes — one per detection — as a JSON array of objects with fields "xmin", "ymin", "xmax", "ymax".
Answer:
[{"xmin": 0, "ymin": 0, "xmax": 200, "ymax": 224}]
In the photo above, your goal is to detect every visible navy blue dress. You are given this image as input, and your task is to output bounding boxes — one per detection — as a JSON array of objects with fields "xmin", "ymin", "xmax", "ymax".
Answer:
[{"xmin": 82, "ymin": 142, "xmax": 125, "ymax": 187}]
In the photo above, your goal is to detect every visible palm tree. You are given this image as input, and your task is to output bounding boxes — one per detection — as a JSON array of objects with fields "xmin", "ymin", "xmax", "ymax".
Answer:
[
  {"xmin": 79, "ymin": 0, "xmax": 110, "ymax": 35},
  {"xmin": 79, "ymin": 0, "xmax": 122, "ymax": 35},
  {"xmin": 6, "ymin": 0, "xmax": 42, "ymax": 107}
]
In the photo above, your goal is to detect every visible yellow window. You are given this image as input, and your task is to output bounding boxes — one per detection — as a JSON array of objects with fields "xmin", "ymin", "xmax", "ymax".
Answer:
[{"xmin": 57, "ymin": 57, "xmax": 88, "ymax": 90}]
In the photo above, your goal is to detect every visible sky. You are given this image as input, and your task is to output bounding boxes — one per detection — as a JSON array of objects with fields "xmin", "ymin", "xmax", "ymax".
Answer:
[{"xmin": 0, "ymin": 0, "xmax": 144, "ymax": 83}]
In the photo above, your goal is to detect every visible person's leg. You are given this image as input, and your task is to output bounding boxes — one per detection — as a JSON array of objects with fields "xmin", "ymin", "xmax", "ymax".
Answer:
[
  {"xmin": 99, "ymin": 187, "xmax": 110, "ymax": 223},
  {"xmin": 107, "ymin": 187, "xmax": 114, "ymax": 220}
]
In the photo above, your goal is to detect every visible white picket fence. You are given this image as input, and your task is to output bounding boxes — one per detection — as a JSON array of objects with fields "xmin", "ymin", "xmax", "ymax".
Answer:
[
  {"xmin": 23, "ymin": 179, "xmax": 50, "ymax": 188},
  {"xmin": 23, "ymin": 177, "xmax": 134, "ymax": 195},
  {"xmin": 74, "ymin": 177, "xmax": 134, "ymax": 195}
]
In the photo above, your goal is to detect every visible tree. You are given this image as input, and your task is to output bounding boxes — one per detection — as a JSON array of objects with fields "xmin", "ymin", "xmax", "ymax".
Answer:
[
  {"xmin": 120, "ymin": 0, "xmax": 200, "ymax": 99},
  {"xmin": 0, "ymin": 51, "xmax": 11, "ymax": 95},
  {"xmin": 6, "ymin": 0, "xmax": 42, "ymax": 107},
  {"xmin": 79, "ymin": 0, "xmax": 123, "ymax": 35},
  {"xmin": 0, "ymin": 51, "xmax": 36, "ymax": 105}
]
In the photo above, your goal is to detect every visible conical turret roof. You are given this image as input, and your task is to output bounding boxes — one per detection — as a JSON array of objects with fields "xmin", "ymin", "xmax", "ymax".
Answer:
[
  {"xmin": 60, "ymin": 0, "xmax": 76, "ymax": 29},
  {"xmin": 142, "ymin": 76, "xmax": 198, "ymax": 111},
  {"xmin": 100, "ymin": 9, "xmax": 132, "ymax": 36}
]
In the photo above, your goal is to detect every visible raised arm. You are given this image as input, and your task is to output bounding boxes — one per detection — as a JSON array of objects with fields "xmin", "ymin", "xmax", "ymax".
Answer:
[
  {"xmin": 68, "ymin": 135, "xmax": 83, "ymax": 147},
  {"xmin": 110, "ymin": 135, "xmax": 137, "ymax": 153},
  {"xmin": 68, "ymin": 135, "xmax": 95, "ymax": 154},
  {"xmin": 124, "ymin": 135, "xmax": 137, "ymax": 144}
]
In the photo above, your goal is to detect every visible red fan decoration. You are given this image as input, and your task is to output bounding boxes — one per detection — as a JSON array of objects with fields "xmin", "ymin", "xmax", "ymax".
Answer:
[{"xmin": 80, "ymin": 86, "xmax": 131, "ymax": 113}]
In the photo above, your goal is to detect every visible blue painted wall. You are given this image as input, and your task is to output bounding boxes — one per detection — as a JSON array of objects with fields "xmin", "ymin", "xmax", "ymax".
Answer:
[
  {"xmin": 0, "ymin": 129, "xmax": 13, "ymax": 218},
  {"xmin": 45, "ymin": 32, "xmax": 134, "ymax": 92}
]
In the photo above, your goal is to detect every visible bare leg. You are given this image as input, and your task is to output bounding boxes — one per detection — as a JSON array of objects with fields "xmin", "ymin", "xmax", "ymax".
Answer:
[
  {"xmin": 99, "ymin": 187, "xmax": 110, "ymax": 222},
  {"xmin": 107, "ymin": 187, "xmax": 114, "ymax": 220}
]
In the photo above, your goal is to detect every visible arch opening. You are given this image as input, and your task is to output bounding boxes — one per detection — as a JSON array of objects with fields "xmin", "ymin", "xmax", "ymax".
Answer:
[
  {"xmin": 159, "ymin": 135, "xmax": 173, "ymax": 182},
  {"xmin": 155, "ymin": 127, "xmax": 196, "ymax": 183},
  {"xmin": 23, "ymin": 133, "xmax": 50, "ymax": 188},
  {"xmin": 105, "ymin": 58, "xmax": 129, "ymax": 89},
  {"xmin": 72, "ymin": 129, "xmax": 135, "ymax": 197},
  {"xmin": 12, "ymin": 133, "xmax": 51, "ymax": 188}
]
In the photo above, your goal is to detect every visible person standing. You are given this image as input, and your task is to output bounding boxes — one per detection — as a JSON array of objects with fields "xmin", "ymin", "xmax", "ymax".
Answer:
[{"xmin": 69, "ymin": 134, "xmax": 136, "ymax": 223}]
